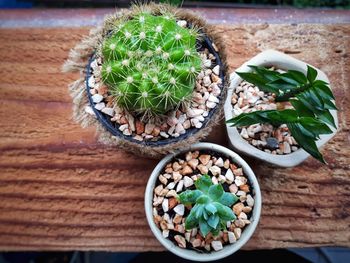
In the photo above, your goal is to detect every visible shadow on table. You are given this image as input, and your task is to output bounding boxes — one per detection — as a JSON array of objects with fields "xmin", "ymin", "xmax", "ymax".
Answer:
[{"xmin": 0, "ymin": 248, "xmax": 349, "ymax": 263}]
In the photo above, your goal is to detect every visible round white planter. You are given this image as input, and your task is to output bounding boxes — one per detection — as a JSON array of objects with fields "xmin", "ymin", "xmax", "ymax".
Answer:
[
  {"xmin": 224, "ymin": 49, "xmax": 338, "ymax": 167},
  {"xmin": 144, "ymin": 142, "xmax": 262, "ymax": 262}
]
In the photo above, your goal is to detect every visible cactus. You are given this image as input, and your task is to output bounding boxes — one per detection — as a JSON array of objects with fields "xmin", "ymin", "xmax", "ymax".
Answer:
[
  {"xmin": 178, "ymin": 174, "xmax": 238, "ymax": 237},
  {"xmin": 101, "ymin": 12, "xmax": 202, "ymax": 116}
]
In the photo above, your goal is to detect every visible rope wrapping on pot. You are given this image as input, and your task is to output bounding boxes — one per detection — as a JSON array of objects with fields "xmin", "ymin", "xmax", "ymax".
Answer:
[{"xmin": 63, "ymin": 3, "xmax": 229, "ymax": 158}]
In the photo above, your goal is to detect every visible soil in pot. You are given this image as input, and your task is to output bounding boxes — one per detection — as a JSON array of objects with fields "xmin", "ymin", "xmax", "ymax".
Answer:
[
  {"xmin": 231, "ymin": 68, "xmax": 301, "ymax": 155},
  {"xmin": 152, "ymin": 150, "xmax": 255, "ymax": 252},
  {"xmin": 87, "ymin": 19, "xmax": 224, "ymax": 143}
]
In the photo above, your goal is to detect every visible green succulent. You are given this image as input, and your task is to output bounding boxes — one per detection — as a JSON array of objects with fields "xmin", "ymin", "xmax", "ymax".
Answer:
[
  {"xmin": 101, "ymin": 12, "xmax": 202, "ymax": 116},
  {"xmin": 227, "ymin": 65, "xmax": 337, "ymax": 164},
  {"xmin": 177, "ymin": 174, "xmax": 238, "ymax": 237}
]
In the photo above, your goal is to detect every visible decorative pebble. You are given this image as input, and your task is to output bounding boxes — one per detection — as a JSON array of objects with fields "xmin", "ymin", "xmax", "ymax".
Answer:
[
  {"xmin": 162, "ymin": 230, "xmax": 169, "ymax": 238},
  {"xmin": 233, "ymin": 168, "xmax": 243, "ymax": 176},
  {"xmin": 247, "ymin": 194, "xmax": 254, "ymax": 207},
  {"xmin": 209, "ymin": 166, "xmax": 221, "ymax": 176},
  {"xmin": 228, "ymin": 231, "xmax": 236, "ymax": 243},
  {"xmin": 229, "ymin": 184, "xmax": 238, "ymax": 194},
  {"xmin": 199, "ymin": 155, "xmax": 211, "ymax": 165},
  {"xmin": 173, "ymin": 171, "xmax": 182, "ymax": 182},
  {"xmin": 266, "ymin": 137, "xmax": 279, "ymax": 150},
  {"xmin": 225, "ymin": 169, "xmax": 234, "ymax": 182},
  {"xmin": 214, "ymin": 157, "xmax": 224, "ymax": 167},
  {"xmin": 234, "ymin": 228, "xmax": 242, "ymax": 239},
  {"xmin": 166, "ymin": 190, "xmax": 177, "ymax": 198},
  {"xmin": 92, "ymin": 94, "xmax": 103, "ymax": 103},
  {"xmin": 197, "ymin": 164, "xmax": 209, "ymax": 174},
  {"xmin": 191, "ymin": 238, "xmax": 201, "ymax": 247},
  {"xmin": 211, "ymin": 240, "xmax": 223, "ymax": 251},
  {"xmin": 283, "ymin": 141, "xmax": 291, "ymax": 154},
  {"xmin": 235, "ymin": 176, "xmax": 247, "ymax": 186},
  {"xmin": 183, "ymin": 176, "xmax": 194, "ymax": 187},
  {"xmin": 176, "ymin": 180, "xmax": 184, "ymax": 192},
  {"xmin": 162, "ymin": 198, "xmax": 169, "ymax": 212},
  {"xmin": 188, "ymin": 159, "xmax": 199, "ymax": 170},
  {"xmin": 174, "ymin": 204, "xmax": 185, "ymax": 216},
  {"xmin": 174, "ymin": 235, "xmax": 186, "ymax": 248},
  {"xmin": 233, "ymin": 202, "xmax": 244, "ymax": 215},
  {"xmin": 94, "ymin": 102, "xmax": 105, "ymax": 110},
  {"xmin": 101, "ymin": 107, "xmax": 114, "ymax": 116},
  {"xmin": 212, "ymin": 65, "xmax": 220, "ymax": 75},
  {"xmin": 176, "ymin": 20, "xmax": 187, "ymax": 27},
  {"xmin": 167, "ymin": 182, "xmax": 176, "ymax": 190},
  {"xmin": 181, "ymin": 165, "xmax": 193, "ymax": 175}
]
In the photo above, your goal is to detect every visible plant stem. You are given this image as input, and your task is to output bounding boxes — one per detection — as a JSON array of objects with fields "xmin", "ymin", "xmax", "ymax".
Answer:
[{"xmin": 275, "ymin": 83, "xmax": 311, "ymax": 102}]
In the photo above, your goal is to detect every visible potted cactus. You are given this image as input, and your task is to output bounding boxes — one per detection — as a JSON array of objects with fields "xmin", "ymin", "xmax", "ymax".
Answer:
[
  {"xmin": 64, "ymin": 3, "xmax": 226, "ymax": 158},
  {"xmin": 224, "ymin": 50, "xmax": 338, "ymax": 167},
  {"xmin": 145, "ymin": 143, "xmax": 261, "ymax": 261}
]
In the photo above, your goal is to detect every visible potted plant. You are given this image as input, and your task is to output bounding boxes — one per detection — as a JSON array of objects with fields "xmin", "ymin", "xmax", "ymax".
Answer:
[
  {"xmin": 63, "ymin": 3, "xmax": 227, "ymax": 158},
  {"xmin": 145, "ymin": 142, "xmax": 261, "ymax": 261},
  {"xmin": 224, "ymin": 50, "xmax": 338, "ymax": 167}
]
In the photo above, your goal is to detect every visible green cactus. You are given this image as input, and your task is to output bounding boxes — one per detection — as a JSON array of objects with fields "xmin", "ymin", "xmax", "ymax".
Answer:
[
  {"xmin": 101, "ymin": 12, "xmax": 202, "ymax": 116},
  {"xmin": 178, "ymin": 174, "xmax": 238, "ymax": 237}
]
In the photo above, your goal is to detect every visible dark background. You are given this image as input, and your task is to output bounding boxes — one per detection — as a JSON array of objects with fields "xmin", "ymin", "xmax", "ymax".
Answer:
[
  {"xmin": 0, "ymin": 0, "xmax": 349, "ymax": 262},
  {"xmin": 1, "ymin": 0, "xmax": 350, "ymax": 8}
]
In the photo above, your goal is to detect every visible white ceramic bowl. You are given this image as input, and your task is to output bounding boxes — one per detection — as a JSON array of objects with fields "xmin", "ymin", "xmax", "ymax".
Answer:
[
  {"xmin": 144, "ymin": 142, "xmax": 262, "ymax": 262},
  {"xmin": 224, "ymin": 49, "xmax": 338, "ymax": 167}
]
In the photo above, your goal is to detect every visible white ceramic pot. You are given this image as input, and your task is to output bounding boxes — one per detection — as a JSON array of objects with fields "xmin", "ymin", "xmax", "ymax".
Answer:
[
  {"xmin": 224, "ymin": 49, "xmax": 338, "ymax": 167},
  {"xmin": 144, "ymin": 142, "xmax": 262, "ymax": 262}
]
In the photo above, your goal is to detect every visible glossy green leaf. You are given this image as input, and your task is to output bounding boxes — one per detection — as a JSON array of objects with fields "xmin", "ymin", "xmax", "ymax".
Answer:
[
  {"xmin": 207, "ymin": 214, "xmax": 220, "ymax": 229},
  {"xmin": 196, "ymin": 195, "xmax": 211, "ymax": 204},
  {"xmin": 288, "ymin": 123, "xmax": 325, "ymax": 163},
  {"xmin": 307, "ymin": 65, "xmax": 318, "ymax": 83},
  {"xmin": 248, "ymin": 65, "xmax": 280, "ymax": 81},
  {"xmin": 290, "ymin": 99, "xmax": 314, "ymax": 117},
  {"xmin": 203, "ymin": 209, "xmax": 209, "ymax": 220},
  {"xmin": 285, "ymin": 69, "xmax": 308, "ymax": 84},
  {"xmin": 313, "ymin": 81, "xmax": 335, "ymax": 100},
  {"xmin": 218, "ymin": 192, "xmax": 239, "ymax": 207},
  {"xmin": 194, "ymin": 204, "xmax": 204, "ymax": 218},
  {"xmin": 236, "ymin": 71, "xmax": 278, "ymax": 94},
  {"xmin": 279, "ymin": 72, "xmax": 303, "ymax": 86},
  {"xmin": 178, "ymin": 190, "xmax": 202, "ymax": 205},
  {"xmin": 300, "ymin": 117, "xmax": 333, "ymax": 135},
  {"xmin": 194, "ymin": 174, "xmax": 212, "ymax": 193},
  {"xmin": 268, "ymin": 78, "xmax": 297, "ymax": 91},
  {"xmin": 208, "ymin": 184, "xmax": 224, "ymax": 201},
  {"xmin": 317, "ymin": 110, "xmax": 336, "ymax": 128},
  {"xmin": 213, "ymin": 202, "xmax": 236, "ymax": 221},
  {"xmin": 199, "ymin": 218, "xmax": 211, "ymax": 237},
  {"xmin": 211, "ymin": 227, "xmax": 220, "ymax": 237},
  {"xmin": 185, "ymin": 210, "xmax": 198, "ymax": 230},
  {"xmin": 205, "ymin": 203, "xmax": 217, "ymax": 215}
]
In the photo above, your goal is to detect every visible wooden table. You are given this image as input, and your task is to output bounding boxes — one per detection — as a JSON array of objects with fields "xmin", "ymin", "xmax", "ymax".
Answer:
[{"xmin": 0, "ymin": 8, "xmax": 349, "ymax": 251}]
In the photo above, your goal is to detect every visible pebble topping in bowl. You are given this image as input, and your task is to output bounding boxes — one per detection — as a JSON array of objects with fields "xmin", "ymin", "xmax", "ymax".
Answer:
[
  {"xmin": 152, "ymin": 150, "xmax": 255, "ymax": 252},
  {"xmin": 85, "ymin": 20, "xmax": 223, "ymax": 142},
  {"xmin": 231, "ymin": 78, "xmax": 301, "ymax": 155}
]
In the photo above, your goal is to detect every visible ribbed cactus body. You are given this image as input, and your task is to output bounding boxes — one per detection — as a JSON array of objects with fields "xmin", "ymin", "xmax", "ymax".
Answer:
[{"xmin": 101, "ymin": 13, "xmax": 201, "ymax": 115}]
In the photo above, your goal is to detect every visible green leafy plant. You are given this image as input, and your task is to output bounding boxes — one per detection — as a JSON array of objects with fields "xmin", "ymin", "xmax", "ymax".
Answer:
[
  {"xmin": 227, "ymin": 65, "xmax": 337, "ymax": 163},
  {"xmin": 101, "ymin": 12, "xmax": 201, "ymax": 117},
  {"xmin": 177, "ymin": 174, "xmax": 238, "ymax": 237}
]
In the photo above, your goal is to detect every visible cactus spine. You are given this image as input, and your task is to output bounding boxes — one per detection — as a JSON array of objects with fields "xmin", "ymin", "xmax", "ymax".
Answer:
[{"xmin": 101, "ymin": 12, "xmax": 201, "ymax": 116}]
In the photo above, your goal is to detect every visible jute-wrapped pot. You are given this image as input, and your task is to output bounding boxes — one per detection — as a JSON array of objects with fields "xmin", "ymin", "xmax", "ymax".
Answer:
[{"xmin": 63, "ymin": 3, "xmax": 228, "ymax": 158}]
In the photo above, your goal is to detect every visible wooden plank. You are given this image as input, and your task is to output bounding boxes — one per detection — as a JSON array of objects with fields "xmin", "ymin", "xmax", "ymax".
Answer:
[
  {"xmin": 0, "ymin": 8, "xmax": 350, "ymax": 28},
  {"xmin": 0, "ymin": 20, "xmax": 349, "ymax": 251}
]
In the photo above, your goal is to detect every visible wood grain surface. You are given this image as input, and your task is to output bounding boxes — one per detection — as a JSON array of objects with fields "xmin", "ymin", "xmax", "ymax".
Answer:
[{"xmin": 0, "ymin": 22, "xmax": 349, "ymax": 251}]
